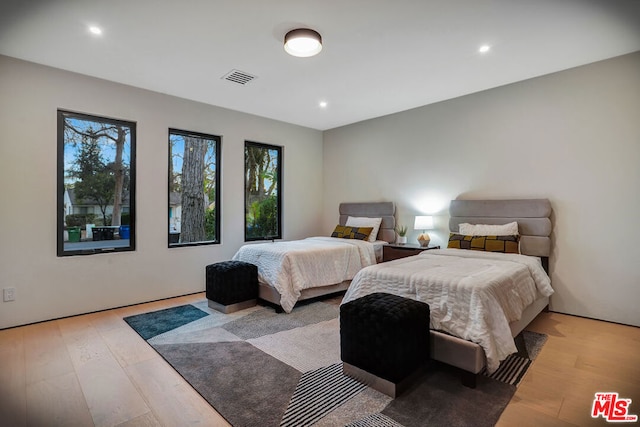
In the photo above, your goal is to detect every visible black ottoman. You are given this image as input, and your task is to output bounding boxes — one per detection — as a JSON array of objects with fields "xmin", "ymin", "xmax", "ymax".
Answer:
[
  {"xmin": 340, "ymin": 292, "xmax": 430, "ymax": 397},
  {"xmin": 206, "ymin": 261, "xmax": 258, "ymax": 313}
]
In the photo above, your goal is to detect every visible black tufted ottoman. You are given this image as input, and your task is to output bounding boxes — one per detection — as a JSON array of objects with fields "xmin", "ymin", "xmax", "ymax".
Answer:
[
  {"xmin": 340, "ymin": 292, "xmax": 430, "ymax": 397},
  {"xmin": 206, "ymin": 261, "xmax": 258, "ymax": 313}
]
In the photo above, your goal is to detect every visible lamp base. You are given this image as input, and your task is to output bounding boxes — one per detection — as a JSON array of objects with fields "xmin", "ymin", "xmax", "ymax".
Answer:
[{"xmin": 417, "ymin": 233, "xmax": 431, "ymax": 247}]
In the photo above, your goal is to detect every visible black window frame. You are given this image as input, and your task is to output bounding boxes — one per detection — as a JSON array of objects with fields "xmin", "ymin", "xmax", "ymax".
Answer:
[
  {"xmin": 168, "ymin": 128, "xmax": 221, "ymax": 248},
  {"xmin": 244, "ymin": 140, "xmax": 282, "ymax": 241},
  {"xmin": 57, "ymin": 110, "xmax": 136, "ymax": 256}
]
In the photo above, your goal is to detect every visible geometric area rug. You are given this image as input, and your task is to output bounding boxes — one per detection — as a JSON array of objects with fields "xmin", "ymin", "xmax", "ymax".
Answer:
[{"xmin": 124, "ymin": 299, "xmax": 547, "ymax": 427}]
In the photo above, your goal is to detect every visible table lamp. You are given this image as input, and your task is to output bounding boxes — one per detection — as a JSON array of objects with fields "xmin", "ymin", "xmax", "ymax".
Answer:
[{"xmin": 414, "ymin": 215, "xmax": 433, "ymax": 247}]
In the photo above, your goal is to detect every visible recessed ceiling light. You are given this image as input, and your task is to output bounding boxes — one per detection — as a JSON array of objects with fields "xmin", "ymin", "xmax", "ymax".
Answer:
[
  {"xmin": 319, "ymin": 101, "xmax": 328, "ymax": 108},
  {"xmin": 478, "ymin": 45, "xmax": 491, "ymax": 53},
  {"xmin": 89, "ymin": 26, "xmax": 102, "ymax": 35},
  {"xmin": 284, "ymin": 28, "xmax": 322, "ymax": 58}
]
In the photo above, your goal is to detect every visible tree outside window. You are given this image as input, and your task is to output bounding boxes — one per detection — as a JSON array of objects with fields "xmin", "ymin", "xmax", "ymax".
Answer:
[
  {"xmin": 245, "ymin": 141, "xmax": 282, "ymax": 241},
  {"xmin": 169, "ymin": 129, "xmax": 220, "ymax": 247},
  {"xmin": 57, "ymin": 110, "xmax": 135, "ymax": 256}
]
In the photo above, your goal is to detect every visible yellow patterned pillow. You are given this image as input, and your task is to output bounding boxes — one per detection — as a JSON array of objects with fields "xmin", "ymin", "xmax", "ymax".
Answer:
[
  {"xmin": 331, "ymin": 225, "xmax": 374, "ymax": 240},
  {"xmin": 447, "ymin": 233, "xmax": 520, "ymax": 254}
]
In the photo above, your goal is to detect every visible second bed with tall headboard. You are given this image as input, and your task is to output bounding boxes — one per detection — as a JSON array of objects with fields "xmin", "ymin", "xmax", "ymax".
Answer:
[
  {"xmin": 342, "ymin": 198, "xmax": 554, "ymax": 386},
  {"xmin": 233, "ymin": 201, "xmax": 396, "ymax": 313}
]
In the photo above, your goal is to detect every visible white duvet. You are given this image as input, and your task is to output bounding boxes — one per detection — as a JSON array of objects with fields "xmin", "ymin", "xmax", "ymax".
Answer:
[
  {"xmin": 232, "ymin": 237, "xmax": 376, "ymax": 313},
  {"xmin": 342, "ymin": 249, "xmax": 554, "ymax": 373}
]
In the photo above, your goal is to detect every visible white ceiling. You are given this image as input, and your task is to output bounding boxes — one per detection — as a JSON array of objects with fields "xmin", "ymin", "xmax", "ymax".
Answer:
[{"xmin": 1, "ymin": 0, "xmax": 639, "ymax": 130}]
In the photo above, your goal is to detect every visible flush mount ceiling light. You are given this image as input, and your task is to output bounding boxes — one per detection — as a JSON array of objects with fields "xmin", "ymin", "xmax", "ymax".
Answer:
[{"xmin": 284, "ymin": 28, "xmax": 322, "ymax": 57}]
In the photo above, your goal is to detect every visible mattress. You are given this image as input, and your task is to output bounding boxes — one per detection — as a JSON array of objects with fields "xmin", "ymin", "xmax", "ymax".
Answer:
[{"xmin": 233, "ymin": 236, "xmax": 377, "ymax": 312}]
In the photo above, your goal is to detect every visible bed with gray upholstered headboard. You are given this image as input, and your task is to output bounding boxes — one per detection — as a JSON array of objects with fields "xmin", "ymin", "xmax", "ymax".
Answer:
[
  {"xmin": 449, "ymin": 198, "xmax": 552, "ymax": 271},
  {"xmin": 343, "ymin": 199, "xmax": 553, "ymax": 387},
  {"xmin": 233, "ymin": 201, "xmax": 396, "ymax": 312},
  {"xmin": 338, "ymin": 201, "xmax": 397, "ymax": 244}
]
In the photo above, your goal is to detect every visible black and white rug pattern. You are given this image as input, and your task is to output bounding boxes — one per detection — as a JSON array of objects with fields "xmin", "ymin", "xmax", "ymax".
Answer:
[
  {"xmin": 124, "ymin": 299, "xmax": 546, "ymax": 427},
  {"xmin": 280, "ymin": 363, "xmax": 367, "ymax": 427}
]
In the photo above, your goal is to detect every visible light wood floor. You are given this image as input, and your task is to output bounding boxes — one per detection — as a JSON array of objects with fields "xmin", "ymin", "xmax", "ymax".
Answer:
[{"xmin": 1, "ymin": 293, "xmax": 638, "ymax": 427}]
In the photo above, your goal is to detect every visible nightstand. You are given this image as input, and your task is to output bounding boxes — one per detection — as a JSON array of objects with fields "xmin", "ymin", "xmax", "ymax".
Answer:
[{"xmin": 382, "ymin": 243, "xmax": 440, "ymax": 262}]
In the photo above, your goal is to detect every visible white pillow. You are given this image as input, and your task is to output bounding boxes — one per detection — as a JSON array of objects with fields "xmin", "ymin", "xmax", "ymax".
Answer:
[
  {"xmin": 346, "ymin": 216, "xmax": 382, "ymax": 243},
  {"xmin": 458, "ymin": 221, "xmax": 519, "ymax": 236}
]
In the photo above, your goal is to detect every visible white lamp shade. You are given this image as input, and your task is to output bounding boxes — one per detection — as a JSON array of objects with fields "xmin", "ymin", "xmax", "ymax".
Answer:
[
  {"xmin": 284, "ymin": 29, "xmax": 323, "ymax": 57},
  {"xmin": 414, "ymin": 215, "xmax": 433, "ymax": 230}
]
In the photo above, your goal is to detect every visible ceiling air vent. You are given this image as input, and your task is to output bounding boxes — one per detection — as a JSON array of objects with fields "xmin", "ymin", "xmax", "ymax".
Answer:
[{"xmin": 221, "ymin": 69, "xmax": 257, "ymax": 85}]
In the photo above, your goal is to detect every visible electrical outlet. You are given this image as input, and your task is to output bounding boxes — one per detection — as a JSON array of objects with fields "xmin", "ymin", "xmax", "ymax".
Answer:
[{"xmin": 3, "ymin": 287, "xmax": 16, "ymax": 302}]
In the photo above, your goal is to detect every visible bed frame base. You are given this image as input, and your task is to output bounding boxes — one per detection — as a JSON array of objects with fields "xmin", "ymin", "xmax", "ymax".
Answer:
[
  {"xmin": 258, "ymin": 280, "xmax": 351, "ymax": 311},
  {"xmin": 430, "ymin": 295, "xmax": 550, "ymax": 387},
  {"xmin": 461, "ymin": 371, "xmax": 478, "ymax": 388}
]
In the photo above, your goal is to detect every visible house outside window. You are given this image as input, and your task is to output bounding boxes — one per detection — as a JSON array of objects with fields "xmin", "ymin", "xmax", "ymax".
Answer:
[{"xmin": 57, "ymin": 110, "xmax": 136, "ymax": 256}]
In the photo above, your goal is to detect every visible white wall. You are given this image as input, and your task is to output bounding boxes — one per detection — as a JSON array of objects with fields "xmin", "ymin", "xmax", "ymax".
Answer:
[
  {"xmin": 323, "ymin": 52, "xmax": 640, "ymax": 327},
  {"xmin": 2, "ymin": 52, "xmax": 638, "ymax": 329},
  {"xmin": 0, "ymin": 55, "xmax": 324, "ymax": 329}
]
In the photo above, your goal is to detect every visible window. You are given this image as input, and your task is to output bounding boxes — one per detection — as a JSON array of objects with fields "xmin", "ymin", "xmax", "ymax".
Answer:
[
  {"xmin": 169, "ymin": 129, "xmax": 221, "ymax": 247},
  {"xmin": 57, "ymin": 110, "xmax": 136, "ymax": 256},
  {"xmin": 244, "ymin": 141, "xmax": 282, "ymax": 241}
]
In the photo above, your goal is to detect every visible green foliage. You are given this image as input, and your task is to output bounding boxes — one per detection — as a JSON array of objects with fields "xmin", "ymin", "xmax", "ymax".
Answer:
[
  {"xmin": 95, "ymin": 215, "xmax": 112, "ymax": 226},
  {"xmin": 247, "ymin": 195, "xmax": 278, "ymax": 239},
  {"xmin": 65, "ymin": 214, "xmax": 97, "ymax": 227},
  {"xmin": 395, "ymin": 225, "xmax": 408, "ymax": 236},
  {"xmin": 245, "ymin": 143, "xmax": 280, "ymax": 240},
  {"xmin": 204, "ymin": 208, "xmax": 216, "ymax": 240},
  {"xmin": 120, "ymin": 213, "xmax": 130, "ymax": 226}
]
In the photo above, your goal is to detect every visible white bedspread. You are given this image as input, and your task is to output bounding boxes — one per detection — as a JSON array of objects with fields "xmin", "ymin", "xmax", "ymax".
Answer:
[
  {"xmin": 233, "ymin": 237, "xmax": 376, "ymax": 313},
  {"xmin": 342, "ymin": 249, "xmax": 553, "ymax": 373}
]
